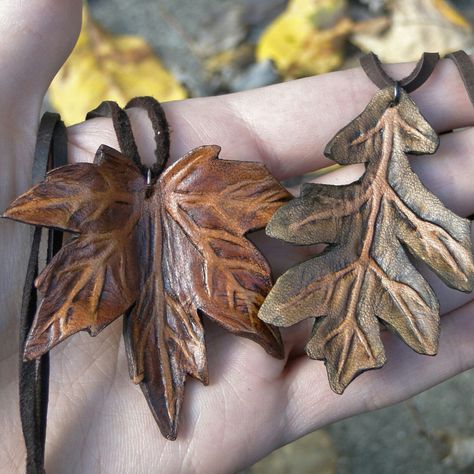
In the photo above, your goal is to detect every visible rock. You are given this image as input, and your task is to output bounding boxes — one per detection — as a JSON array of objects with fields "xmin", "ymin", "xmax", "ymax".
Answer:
[{"xmin": 230, "ymin": 60, "xmax": 280, "ymax": 92}]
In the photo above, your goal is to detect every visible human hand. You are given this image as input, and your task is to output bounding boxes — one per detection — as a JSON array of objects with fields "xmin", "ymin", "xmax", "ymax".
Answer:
[{"xmin": 2, "ymin": 2, "xmax": 474, "ymax": 473}]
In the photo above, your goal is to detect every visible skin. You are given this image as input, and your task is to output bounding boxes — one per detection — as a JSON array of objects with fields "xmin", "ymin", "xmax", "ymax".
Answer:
[{"xmin": 1, "ymin": 1, "xmax": 474, "ymax": 472}]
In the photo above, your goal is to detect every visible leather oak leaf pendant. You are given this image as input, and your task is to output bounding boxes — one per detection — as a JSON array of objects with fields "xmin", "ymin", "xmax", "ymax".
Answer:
[
  {"xmin": 4, "ymin": 144, "xmax": 290, "ymax": 439},
  {"xmin": 259, "ymin": 87, "xmax": 474, "ymax": 394}
]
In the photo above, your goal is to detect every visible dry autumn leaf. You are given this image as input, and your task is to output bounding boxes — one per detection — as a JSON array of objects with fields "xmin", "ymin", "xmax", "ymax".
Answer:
[
  {"xmin": 256, "ymin": 0, "xmax": 388, "ymax": 79},
  {"xmin": 352, "ymin": 0, "xmax": 473, "ymax": 62},
  {"xmin": 4, "ymin": 144, "xmax": 290, "ymax": 439},
  {"xmin": 49, "ymin": 7, "xmax": 187, "ymax": 125},
  {"xmin": 259, "ymin": 87, "xmax": 474, "ymax": 394},
  {"xmin": 256, "ymin": 0, "xmax": 351, "ymax": 78}
]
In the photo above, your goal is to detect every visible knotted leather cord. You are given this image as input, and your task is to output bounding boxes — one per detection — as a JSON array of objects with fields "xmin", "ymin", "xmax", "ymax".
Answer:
[
  {"xmin": 360, "ymin": 52, "xmax": 440, "ymax": 93},
  {"xmin": 86, "ymin": 97, "xmax": 170, "ymax": 178},
  {"xmin": 20, "ymin": 112, "xmax": 67, "ymax": 474}
]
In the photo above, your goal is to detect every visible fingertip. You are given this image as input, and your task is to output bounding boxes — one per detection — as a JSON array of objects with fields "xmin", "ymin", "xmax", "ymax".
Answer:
[{"xmin": 0, "ymin": 0, "xmax": 83, "ymax": 125}]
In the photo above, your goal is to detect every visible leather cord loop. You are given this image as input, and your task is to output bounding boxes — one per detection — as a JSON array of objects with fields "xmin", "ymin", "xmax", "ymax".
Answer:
[
  {"xmin": 87, "ymin": 97, "xmax": 170, "ymax": 180},
  {"xmin": 86, "ymin": 101, "xmax": 141, "ymax": 169},
  {"xmin": 360, "ymin": 52, "xmax": 440, "ymax": 93},
  {"xmin": 125, "ymin": 97, "xmax": 170, "ymax": 178},
  {"xmin": 20, "ymin": 113, "xmax": 67, "ymax": 474}
]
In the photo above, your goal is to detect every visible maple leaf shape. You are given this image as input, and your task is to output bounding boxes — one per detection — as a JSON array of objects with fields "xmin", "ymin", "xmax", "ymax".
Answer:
[
  {"xmin": 5, "ymin": 150, "xmax": 145, "ymax": 354},
  {"xmin": 4, "ymin": 144, "xmax": 290, "ymax": 439},
  {"xmin": 259, "ymin": 87, "xmax": 474, "ymax": 394}
]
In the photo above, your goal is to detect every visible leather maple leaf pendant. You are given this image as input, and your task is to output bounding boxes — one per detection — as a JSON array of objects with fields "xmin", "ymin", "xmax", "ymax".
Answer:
[
  {"xmin": 4, "ymin": 143, "xmax": 290, "ymax": 439},
  {"xmin": 259, "ymin": 87, "xmax": 474, "ymax": 394}
]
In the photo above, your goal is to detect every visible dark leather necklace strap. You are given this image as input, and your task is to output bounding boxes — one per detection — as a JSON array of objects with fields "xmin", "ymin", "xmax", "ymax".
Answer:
[
  {"xmin": 47, "ymin": 120, "xmax": 68, "ymax": 259},
  {"xmin": 86, "ymin": 97, "xmax": 170, "ymax": 179},
  {"xmin": 32, "ymin": 113, "xmax": 61, "ymax": 183},
  {"xmin": 360, "ymin": 52, "xmax": 440, "ymax": 93},
  {"xmin": 86, "ymin": 100, "xmax": 141, "ymax": 169},
  {"xmin": 125, "ymin": 97, "xmax": 170, "ymax": 177},
  {"xmin": 20, "ymin": 226, "xmax": 46, "ymax": 474},
  {"xmin": 446, "ymin": 50, "xmax": 474, "ymax": 108},
  {"xmin": 20, "ymin": 113, "xmax": 67, "ymax": 474}
]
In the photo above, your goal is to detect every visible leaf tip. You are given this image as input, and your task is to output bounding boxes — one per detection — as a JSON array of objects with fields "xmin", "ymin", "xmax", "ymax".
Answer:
[
  {"xmin": 132, "ymin": 373, "xmax": 144, "ymax": 384},
  {"xmin": 416, "ymin": 327, "xmax": 439, "ymax": 357},
  {"xmin": 323, "ymin": 139, "xmax": 334, "ymax": 160},
  {"xmin": 265, "ymin": 208, "xmax": 288, "ymax": 241},
  {"xmin": 257, "ymin": 297, "xmax": 291, "ymax": 331},
  {"xmin": 95, "ymin": 143, "xmax": 125, "ymax": 163},
  {"xmin": 329, "ymin": 380, "xmax": 346, "ymax": 395},
  {"xmin": 199, "ymin": 368, "xmax": 210, "ymax": 386},
  {"xmin": 2, "ymin": 203, "xmax": 20, "ymax": 221},
  {"xmin": 312, "ymin": 345, "xmax": 387, "ymax": 395},
  {"xmin": 208, "ymin": 144, "xmax": 221, "ymax": 155},
  {"xmin": 164, "ymin": 432, "xmax": 178, "ymax": 442},
  {"xmin": 152, "ymin": 406, "xmax": 179, "ymax": 441},
  {"xmin": 460, "ymin": 273, "xmax": 474, "ymax": 293},
  {"xmin": 191, "ymin": 144, "xmax": 222, "ymax": 159},
  {"xmin": 23, "ymin": 340, "xmax": 44, "ymax": 361},
  {"xmin": 198, "ymin": 144, "xmax": 222, "ymax": 162},
  {"xmin": 257, "ymin": 298, "xmax": 278, "ymax": 326},
  {"xmin": 424, "ymin": 347, "xmax": 438, "ymax": 357}
]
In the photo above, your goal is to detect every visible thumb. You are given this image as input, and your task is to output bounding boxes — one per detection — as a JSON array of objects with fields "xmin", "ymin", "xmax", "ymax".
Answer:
[{"xmin": 0, "ymin": 0, "xmax": 82, "ymax": 128}]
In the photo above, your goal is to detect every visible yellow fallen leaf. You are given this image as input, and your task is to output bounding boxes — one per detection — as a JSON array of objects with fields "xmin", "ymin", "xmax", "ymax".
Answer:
[
  {"xmin": 49, "ymin": 7, "xmax": 187, "ymax": 125},
  {"xmin": 256, "ymin": 0, "xmax": 352, "ymax": 79},
  {"xmin": 432, "ymin": 0, "xmax": 471, "ymax": 29},
  {"xmin": 352, "ymin": 0, "xmax": 473, "ymax": 63}
]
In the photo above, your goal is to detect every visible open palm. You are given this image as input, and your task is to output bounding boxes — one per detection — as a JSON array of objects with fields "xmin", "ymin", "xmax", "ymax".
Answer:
[{"xmin": 2, "ymin": 1, "xmax": 474, "ymax": 473}]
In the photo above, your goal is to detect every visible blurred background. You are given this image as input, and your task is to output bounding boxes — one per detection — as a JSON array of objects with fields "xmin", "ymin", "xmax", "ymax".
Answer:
[{"xmin": 48, "ymin": 1, "xmax": 474, "ymax": 472}]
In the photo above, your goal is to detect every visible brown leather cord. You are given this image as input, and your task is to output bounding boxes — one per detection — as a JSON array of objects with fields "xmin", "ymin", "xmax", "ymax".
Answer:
[
  {"xmin": 125, "ymin": 97, "xmax": 170, "ymax": 177},
  {"xmin": 86, "ymin": 101, "xmax": 141, "ymax": 168},
  {"xmin": 446, "ymin": 50, "xmax": 474, "ymax": 108},
  {"xmin": 20, "ymin": 226, "xmax": 45, "ymax": 474},
  {"xmin": 20, "ymin": 112, "xmax": 67, "ymax": 474},
  {"xmin": 360, "ymin": 52, "xmax": 440, "ymax": 93},
  {"xmin": 87, "ymin": 97, "xmax": 170, "ymax": 180}
]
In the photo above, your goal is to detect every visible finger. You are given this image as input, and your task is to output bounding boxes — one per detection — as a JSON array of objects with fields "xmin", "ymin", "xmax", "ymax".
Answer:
[
  {"xmin": 0, "ymin": 1, "xmax": 82, "ymax": 363},
  {"xmin": 281, "ymin": 299, "xmax": 474, "ymax": 445},
  {"xmin": 220, "ymin": 56, "xmax": 474, "ymax": 178},
  {"xmin": 67, "ymin": 55, "xmax": 474, "ymax": 179},
  {"xmin": 0, "ymin": 0, "xmax": 82, "ymax": 129}
]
